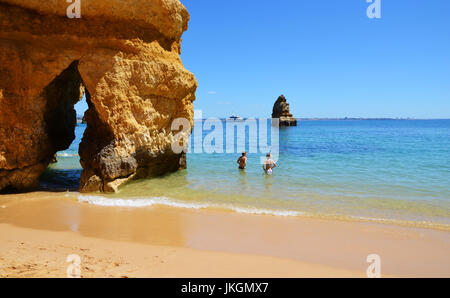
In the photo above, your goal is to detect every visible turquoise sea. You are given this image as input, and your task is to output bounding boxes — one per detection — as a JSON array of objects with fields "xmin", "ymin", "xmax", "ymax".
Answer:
[{"xmin": 41, "ymin": 119, "xmax": 450, "ymax": 230}]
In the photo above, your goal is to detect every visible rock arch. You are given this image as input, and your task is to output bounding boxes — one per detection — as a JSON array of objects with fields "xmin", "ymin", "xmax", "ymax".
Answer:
[{"xmin": 0, "ymin": 0, "xmax": 197, "ymax": 192}]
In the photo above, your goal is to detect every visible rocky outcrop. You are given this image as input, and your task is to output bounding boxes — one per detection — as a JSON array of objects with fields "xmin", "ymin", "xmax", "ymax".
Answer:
[
  {"xmin": 0, "ymin": 0, "xmax": 197, "ymax": 192},
  {"xmin": 272, "ymin": 95, "xmax": 297, "ymax": 126}
]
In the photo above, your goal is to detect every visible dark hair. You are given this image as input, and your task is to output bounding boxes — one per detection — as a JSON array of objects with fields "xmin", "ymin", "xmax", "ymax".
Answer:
[
  {"xmin": 242, "ymin": 152, "xmax": 247, "ymax": 156},
  {"xmin": 266, "ymin": 153, "xmax": 271, "ymax": 157}
]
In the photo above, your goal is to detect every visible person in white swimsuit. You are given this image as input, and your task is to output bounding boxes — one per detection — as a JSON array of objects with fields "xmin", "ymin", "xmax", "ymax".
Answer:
[{"xmin": 263, "ymin": 153, "xmax": 277, "ymax": 174}]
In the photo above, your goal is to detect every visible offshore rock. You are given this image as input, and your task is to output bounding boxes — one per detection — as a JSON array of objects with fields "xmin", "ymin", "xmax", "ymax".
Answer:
[{"xmin": 272, "ymin": 95, "xmax": 297, "ymax": 126}]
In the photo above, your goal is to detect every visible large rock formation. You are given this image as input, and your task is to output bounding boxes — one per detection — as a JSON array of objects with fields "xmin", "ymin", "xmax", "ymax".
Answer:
[
  {"xmin": 272, "ymin": 95, "xmax": 297, "ymax": 126},
  {"xmin": 0, "ymin": 0, "xmax": 197, "ymax": 192}
]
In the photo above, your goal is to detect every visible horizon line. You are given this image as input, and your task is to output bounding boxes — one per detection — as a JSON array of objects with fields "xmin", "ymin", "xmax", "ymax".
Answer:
[{"xmin": 74, "ymin": 115, "xmax": 450, "ymax": 121}]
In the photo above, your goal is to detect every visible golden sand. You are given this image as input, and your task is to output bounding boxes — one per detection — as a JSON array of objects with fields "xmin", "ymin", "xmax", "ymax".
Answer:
[{"xmin": 0, "ymin": 191, "xmax": 449, "ymax": 277}]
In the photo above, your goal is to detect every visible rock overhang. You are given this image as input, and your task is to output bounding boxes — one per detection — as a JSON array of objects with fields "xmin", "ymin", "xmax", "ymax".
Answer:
[
  {"xmin": 0, "ymin": 0, "xmax": 190, "ymax": 41},
  {"xmin": 0, "ymin": 0, "xmax": 197, "ymax": 193}
]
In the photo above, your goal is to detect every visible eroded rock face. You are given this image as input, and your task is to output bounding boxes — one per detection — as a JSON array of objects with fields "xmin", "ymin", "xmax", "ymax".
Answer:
[
  {"xmin": 272, "ymin": 95, "xmax": 297, "ymax": 126},
  {"xmin": 0, "ymin": 0, "xmax": 197, "ymax": 192}
]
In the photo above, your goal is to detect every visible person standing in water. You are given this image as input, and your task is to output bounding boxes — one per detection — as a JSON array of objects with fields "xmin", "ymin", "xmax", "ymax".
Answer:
[
  {"xmin": 263, "ymin": 153, "xmax": 277, "ymax": 174},
  {"xmin": 237, "ymin": 152, "xmax": 247, "ymax": 170}
]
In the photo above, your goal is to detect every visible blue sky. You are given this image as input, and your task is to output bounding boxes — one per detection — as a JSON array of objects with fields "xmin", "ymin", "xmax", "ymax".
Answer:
[{"xmin": 77, "ymin": 0, "xmax": 450, "ymax": 118}]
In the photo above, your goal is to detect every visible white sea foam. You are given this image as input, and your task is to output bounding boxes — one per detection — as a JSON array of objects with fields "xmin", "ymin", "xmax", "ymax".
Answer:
[
  {"xmin": 78, "ymin": 195, "xmax": 211, "ymax": 209},
  {"xmin": 57, "ymin": 153, "xmax": 79, "ymax": 157},
  {"xmin": 74, "ymin": 195, "xmax": 450, "ymax": 231},
  {"xmin": 77, "ymin": 195, "xmax": 302, "ymax": 217},
  {"xmin": 229, "ymin": 206, "xmax": 304, "ymax": 217},
  {"xmin": 350, "ymin": 215, "xmax": 390, "ymax": 222},
  {"xmin": 78, "ymin": 195, "xmax": 156, "ymax": 207}
]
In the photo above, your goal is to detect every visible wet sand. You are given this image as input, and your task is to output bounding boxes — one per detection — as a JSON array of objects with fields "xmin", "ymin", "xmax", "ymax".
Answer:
[{"xmin": 0, "ymin": 191, "xmax": 449, "ymax": 277}]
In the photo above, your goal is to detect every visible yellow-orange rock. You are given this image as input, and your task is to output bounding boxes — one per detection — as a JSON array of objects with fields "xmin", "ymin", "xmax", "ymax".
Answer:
[{"xmin": 0, "ymin": 0, "xmax": 197, "ymax": 192}]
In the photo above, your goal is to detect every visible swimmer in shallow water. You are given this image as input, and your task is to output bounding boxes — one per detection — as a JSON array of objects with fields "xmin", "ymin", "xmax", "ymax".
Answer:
[
  {"xmin": 263, "ymin": 153, "xmax": 277, "ymax": 174},
  {"xmin": 237, "ymin": 152, "xmax": 247, "ymax": 170}
]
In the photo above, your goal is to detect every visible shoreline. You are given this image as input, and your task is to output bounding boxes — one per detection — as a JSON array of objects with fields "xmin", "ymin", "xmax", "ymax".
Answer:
[
  {"xmin": 1, "ymin": 191, "xmax": 449, "ymax": 277},
  {"xmin": 76, "ymin": 193, "xmax": 450, "ymax": 232}
]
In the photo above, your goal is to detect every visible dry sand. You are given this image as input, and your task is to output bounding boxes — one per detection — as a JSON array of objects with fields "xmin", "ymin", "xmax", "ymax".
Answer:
[{"xmin": 0, "ymin": 192, "xmax": 449, "ymax": 278}]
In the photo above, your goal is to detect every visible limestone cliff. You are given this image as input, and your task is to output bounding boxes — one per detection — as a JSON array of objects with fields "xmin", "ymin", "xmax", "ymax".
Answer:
[
  {"xmin": 272, "ymin": 95, "xmax": 297, "ymax": 126},
  {"xmin": 0, "ymin": 0, "xmax": 197, "ymax": 192}
]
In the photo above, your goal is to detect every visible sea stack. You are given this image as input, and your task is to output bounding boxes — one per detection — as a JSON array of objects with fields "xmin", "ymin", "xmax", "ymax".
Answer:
[
  {"xmin": 0, "ymin": 0, "xmax": 197, "ymax": 193},
  {"xmin": 272, "ymin": 95, "xmax": 297, "ymax": 126}
]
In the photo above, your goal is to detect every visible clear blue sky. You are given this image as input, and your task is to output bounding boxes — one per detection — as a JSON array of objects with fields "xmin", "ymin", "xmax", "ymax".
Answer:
[{"xmin": 77, "ymin": 0, "xmax": 450, "ymax": 119}]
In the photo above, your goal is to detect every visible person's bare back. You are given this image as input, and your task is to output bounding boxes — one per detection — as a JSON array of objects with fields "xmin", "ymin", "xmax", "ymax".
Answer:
[
  {"xmin": 263, "ymin": 153, "xmax": 277, "ymax": 174},
  {"xmin": 237, "ymin": 152, "xmax": 247, "ymax": 169}
]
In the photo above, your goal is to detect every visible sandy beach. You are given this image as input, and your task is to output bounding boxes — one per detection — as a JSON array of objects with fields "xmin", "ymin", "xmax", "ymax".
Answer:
[{"xmin": 0, "ymin": 191, "xmax": 449, "ymax": 278}]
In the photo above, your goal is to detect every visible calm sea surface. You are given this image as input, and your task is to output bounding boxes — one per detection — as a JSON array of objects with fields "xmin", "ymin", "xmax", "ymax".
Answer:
[{"xmin": 41, "ymin": 120, "xmax": 450, "ymax": 230}]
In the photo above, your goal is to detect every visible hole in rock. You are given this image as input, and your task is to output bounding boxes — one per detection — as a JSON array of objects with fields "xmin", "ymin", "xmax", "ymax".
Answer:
[{"xmin": 38, "ymin": 61, "xmax": 89, "ymax": 191}]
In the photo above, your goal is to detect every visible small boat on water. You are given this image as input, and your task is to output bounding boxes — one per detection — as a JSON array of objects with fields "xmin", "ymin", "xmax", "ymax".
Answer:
[{"xmin": 229, "ymin": 114, "xmax": 244, "ymax": 121}]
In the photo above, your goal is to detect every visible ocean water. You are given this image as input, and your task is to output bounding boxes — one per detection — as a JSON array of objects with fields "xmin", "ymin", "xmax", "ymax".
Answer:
[{"xmin": 42, "ymin": 120, "xmax": 450, "ymax": 230}]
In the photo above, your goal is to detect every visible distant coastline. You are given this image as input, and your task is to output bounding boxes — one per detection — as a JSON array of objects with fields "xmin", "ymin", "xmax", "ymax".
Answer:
[
  {"xmin": 187, "ymin": 117, "xmax": 450, "ymax": 121},
  {"xmin": 296, "ymin": 118, "xmax": 450, "ymax": 121},
  {"xmin": 76, "ymin": 116, "xmax": 449, "ymax": 123}
]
